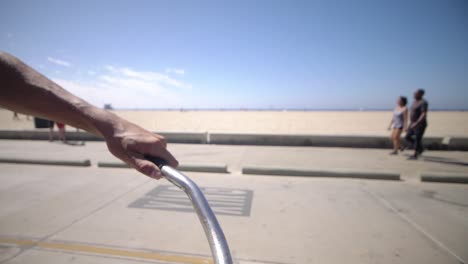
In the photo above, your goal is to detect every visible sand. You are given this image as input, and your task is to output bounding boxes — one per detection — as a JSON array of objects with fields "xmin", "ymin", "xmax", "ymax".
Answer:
[{"xmin": 1, "ymin": 110, "xmax": 467, "ymax": 137}]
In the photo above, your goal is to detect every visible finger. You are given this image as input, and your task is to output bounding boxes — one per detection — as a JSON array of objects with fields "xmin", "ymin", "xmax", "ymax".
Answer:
[{"xmin": 127, "ymin": 152, "xmax": 163, "ymax": 179}]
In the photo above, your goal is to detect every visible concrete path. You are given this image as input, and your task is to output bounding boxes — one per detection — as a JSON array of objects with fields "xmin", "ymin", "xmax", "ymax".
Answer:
[
  {"xmin": 0, "ymin": 140, "xmax": 467, "ymax": 181},
  {"xmin": 0, "ymin": 164, "xmax": 467, "ymax": 264}
]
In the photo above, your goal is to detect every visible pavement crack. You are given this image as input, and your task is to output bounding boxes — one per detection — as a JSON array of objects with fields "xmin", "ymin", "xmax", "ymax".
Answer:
[{"xmin": 362, "ymin": 187, "xmax": 466, "ymax": 264}]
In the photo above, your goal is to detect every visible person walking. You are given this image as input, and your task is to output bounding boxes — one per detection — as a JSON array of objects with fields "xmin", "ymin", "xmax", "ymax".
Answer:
[
  {"xmin": 388, "ymin": 96, "xmax": 408, "ymax": 155},
  {"xmin": 57, "ymin": 122, "xmax": 67, "ymax": 142},
  {"xmin": 405, "ymin": 89, "xmax": 428, "ymax": 160}
]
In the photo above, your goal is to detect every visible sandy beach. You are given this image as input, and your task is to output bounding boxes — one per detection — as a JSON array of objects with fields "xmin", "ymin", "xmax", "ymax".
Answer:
[{"xmin": 1, "ymin": 110, "xmax": 467, "ymax": 137}]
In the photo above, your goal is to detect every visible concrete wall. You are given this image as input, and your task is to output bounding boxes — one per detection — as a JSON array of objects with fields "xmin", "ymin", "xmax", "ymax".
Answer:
[
  {"xmin": 158, "ymin": 132, "xmax": 207, "ymax": 144},
  {"xmin": 448, "ymin": 137, "xmax": 468, "ymax": 151},
  {"xmin": 0, "ymin": 130, "xmax": 206, "ymax": 144},
  {"xmin": 209, "ymin": 133, "xmax": 448, "ymax": 149},
  {"xmin": 0, "ymin": 130, "xmax": 466, "ymax": 150}
]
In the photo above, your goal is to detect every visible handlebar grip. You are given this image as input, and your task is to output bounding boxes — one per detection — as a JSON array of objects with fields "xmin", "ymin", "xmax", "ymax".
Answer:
[{"xmin": 144, "ymin": 155, "xmax": 168, "ymax": 169}]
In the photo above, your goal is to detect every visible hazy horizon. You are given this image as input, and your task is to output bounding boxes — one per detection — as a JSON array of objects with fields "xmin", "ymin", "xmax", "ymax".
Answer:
[{"xmin": 103, "ymin": 107, "xmax": 468, "ymax": 112}]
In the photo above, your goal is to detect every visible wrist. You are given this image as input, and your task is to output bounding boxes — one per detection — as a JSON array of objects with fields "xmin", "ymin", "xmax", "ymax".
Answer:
[{"xmin": 77, "ymin": 103, "xmax": 121, "ymax": 138}]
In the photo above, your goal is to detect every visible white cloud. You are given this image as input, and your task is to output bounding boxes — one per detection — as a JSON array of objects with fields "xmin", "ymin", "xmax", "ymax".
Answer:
[
  {"xmin": 51, "ymin": 65, "xmax": 190, "ymax": 108},
  {"xmin": 88, "ymin": 70, "xmax": 96, "ymax": 76},
  {"xmin": 47, "ymin": 57, "xmax": 72, "ymax": 67},
  {"xmin": 105, "ymin": 66, "xmax": 191, "ymax": 89},
  {"xmin": 165, "ymin": 68, "xmax": 185, "ymax": 75}
]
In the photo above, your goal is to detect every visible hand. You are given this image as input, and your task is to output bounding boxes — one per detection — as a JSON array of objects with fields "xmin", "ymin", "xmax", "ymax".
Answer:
[{"xmin": 101, "ymin": 118, "xmax": 178, "ymax": 180}]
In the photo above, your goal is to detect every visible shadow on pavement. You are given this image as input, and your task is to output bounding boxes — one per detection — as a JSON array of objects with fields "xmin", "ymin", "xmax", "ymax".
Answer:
[
  {"xmin": 421, "ymin": 190, "xmax": 468, "ymax": 207},
  {"xmin": 63, "ymin": 141, "xmax": 86, "ymax": 146},
  {"xmin": 422, "ymin": 156, "xmax": 468, "ymax": 167}
]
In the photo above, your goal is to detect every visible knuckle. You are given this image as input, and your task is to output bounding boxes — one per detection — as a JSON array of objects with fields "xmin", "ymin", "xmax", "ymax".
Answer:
[
  {"xmin": 157, "ymin": 136, "xmax": 167, "ymax": 145},
  {"xmin": 154, "ymin": 138, "xmax": 166, "ymax": 148}
]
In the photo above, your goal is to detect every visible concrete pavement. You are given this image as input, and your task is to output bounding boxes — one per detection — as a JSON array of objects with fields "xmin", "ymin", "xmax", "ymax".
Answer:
[
  {"xmin": 1, "ymin": 140, "xmax": 468, "ymax": 263},
  {"xmin": 0, "ymin": 164, "xmax": 467, "ymax": 264},
  {"xmin": 0, "ymin": 140, "xmax": 467, "ymax": 181}
]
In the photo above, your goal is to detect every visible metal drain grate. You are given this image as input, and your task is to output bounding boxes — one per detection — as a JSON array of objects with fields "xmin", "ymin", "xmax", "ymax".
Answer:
[{"xmin": 129, "ymin": 185, "xmax": 254, "ymax": 217}]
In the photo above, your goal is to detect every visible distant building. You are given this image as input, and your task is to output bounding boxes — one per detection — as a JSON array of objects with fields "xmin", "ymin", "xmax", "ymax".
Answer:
[{"xmin": 104, "ymin": 104, "xmax": 113, "ymax": 110}]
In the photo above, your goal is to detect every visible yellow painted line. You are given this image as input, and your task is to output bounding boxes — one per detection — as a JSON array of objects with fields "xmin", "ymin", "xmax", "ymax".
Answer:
[{"xmin": 0, "ymin": 238, "xmax": 213, "ymax": 264}]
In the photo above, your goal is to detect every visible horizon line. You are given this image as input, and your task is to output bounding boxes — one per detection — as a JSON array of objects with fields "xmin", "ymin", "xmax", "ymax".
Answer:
[{"xmin": 105, "ymin": 107, "xmax": 468, "ymax": 112}]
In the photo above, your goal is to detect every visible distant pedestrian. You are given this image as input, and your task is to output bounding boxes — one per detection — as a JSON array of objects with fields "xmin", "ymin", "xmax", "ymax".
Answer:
[
  {"xmin": 405, "ymin": 89, "xmax": 428, "ymax": 159},
  {"xmin": 57, "ymin": 122, "xmax": 66, "ymax": 142},
  {"xmin": 12, "ymin": 111, "xmax": 19, "ymax": 120},
  {"xmin": 388, "ymin": 96, "xmax": 408, "ymax": 155}
]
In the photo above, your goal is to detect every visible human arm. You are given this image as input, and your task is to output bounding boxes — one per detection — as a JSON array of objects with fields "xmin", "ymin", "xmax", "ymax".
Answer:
[
  {"xmin": 403, "ymin": 108, "xmax": 408, "ymax": 131},
  {"xmin": 0, "ymin": 51, "xmax": 178, "ymax": 179}
]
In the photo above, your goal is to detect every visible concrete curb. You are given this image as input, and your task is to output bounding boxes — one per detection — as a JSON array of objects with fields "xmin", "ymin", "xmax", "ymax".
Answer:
[
  {"xmin": 0, "ymin": 158, "xmax": 91, "ymax": 167},
  {"xmin": 420, "ymin": 172, "xmax": 468, "ymax": 184},
  {"xmin": 158, "ymin": 132, "xmax": 207, "ymax": 144},
  {"xmin": 447, "ymin": 137, "xmax": 468, "ymax": 151},
  {"xmin": 0, "ymin": 130, "xmax": 207, "ymax": 144},
  {"xmin": 209, "ymin": 133, "xmax": 452, "ymax": 150},
  {"xmin": 98, "ymin": 161, "xmax": 229, "ymax": 174},
  {"xmin": 242, "ymin": 166, "xmax": 400, "ymax": 180},
  {"xmin": 97, "ymin": 162, "xmax": 129, "ymax": 168},
  {"xmin": 0, "ymin": 130, "xmax": 102, "ymax": 141},
  {"xmin": 210, "ymin": 133, "xmax": 391, "ymax": 147},
  {"xmin": 0, "ymin": 130, "xmax": 467, "ymax": 150}
]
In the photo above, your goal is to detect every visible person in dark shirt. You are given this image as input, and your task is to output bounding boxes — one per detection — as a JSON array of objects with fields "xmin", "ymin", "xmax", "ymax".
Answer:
[{"xmin": 405, "ymin": 89, "xmax": 428, "ymax": 159}]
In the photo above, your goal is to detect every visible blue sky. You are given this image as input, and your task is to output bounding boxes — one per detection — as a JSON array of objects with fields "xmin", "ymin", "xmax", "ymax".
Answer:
[{"xmin": 1, "ymin": 0, "xmax": 467, "ymax": 109}]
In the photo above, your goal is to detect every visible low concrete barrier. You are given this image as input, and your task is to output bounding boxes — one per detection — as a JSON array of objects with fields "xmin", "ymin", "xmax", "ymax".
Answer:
[
  {"xmin": 176, "ymin": 163, "xmax": 228, "ymax": 173},
  {"xmin": 157, "ymin": 132, "xmax": 207, "ymax": 144},
  {"xmin": 97, "ymin": 162, "xmax": 129, "ymax": 168},
  {"xmin": 448, "ymin": 137, "xmax": 468, "ymax": 151},
  {"xmin": 0, "ymin": 130, "xmax": 102, "ymax": 141},
  {"xmin": 0, "ymin": 157, "xmax": 91, "ymax": 167},
  {"xmin": 0, "ymin": 130, "xmax": 465, "ymax": 150},
  {"xmin": 421, "ymin": 172, "xmax": 468, "ymax": 184},
  {"xmin": 210, "ymin": 133, "xmax": 391, "ymax": 147},
  {"xmin": 242, "ymin": 166, "xmax": 400, "ymax": 180},
  {"xmin": 210, "ymin": 133, "xmax": 446, "ymax": 150},
  {"xmin": 0, "ymin": 130, "xmax": 206, "ymax": 144},
  {"xmin": 98, "ymin": 161, "xmax": 228, "ymax": 173}
]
